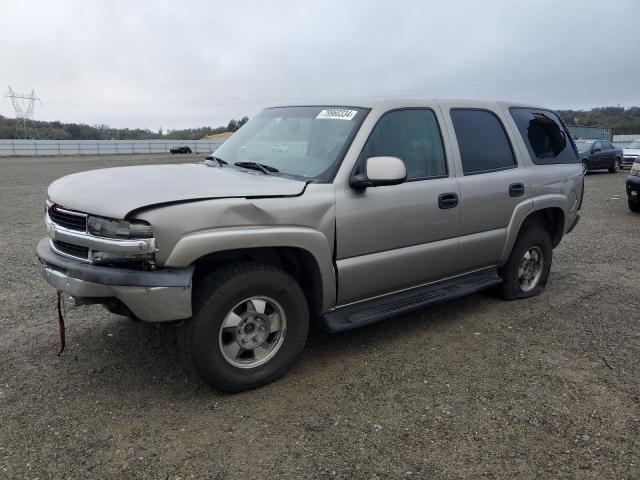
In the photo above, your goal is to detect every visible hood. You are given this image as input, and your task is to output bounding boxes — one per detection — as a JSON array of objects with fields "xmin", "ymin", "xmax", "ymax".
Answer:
[
  {"xmin": 623, "ymin": 148, "xmax": 640, "ymax": 155},
  {"xmin": 47, "ymin": 163, "xmax": 307, "ymax": 219}
]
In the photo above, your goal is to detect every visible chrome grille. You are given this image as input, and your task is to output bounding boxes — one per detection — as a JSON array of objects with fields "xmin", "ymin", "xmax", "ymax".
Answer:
[{"xmin": 48, "ymin": 204, "xmax": 87, "ymax": 232}]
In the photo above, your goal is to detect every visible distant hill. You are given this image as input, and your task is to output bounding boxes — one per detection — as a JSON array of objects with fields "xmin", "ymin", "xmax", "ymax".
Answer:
[
  {"xmin": 0, "ymin": 115, "xmax": 249, "ymax": 140},
  {"xmin": 557, "ymin": 106, "xmax": 640, "ymax": 134}
]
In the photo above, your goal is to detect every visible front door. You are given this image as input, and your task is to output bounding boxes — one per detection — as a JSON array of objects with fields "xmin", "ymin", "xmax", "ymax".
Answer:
[
  {"xmin": 335, "ymin": 108, "xmax": 460, "ymax": 304},
  {"xmin": 592, "ymin": 141, "xmax": 605, "ymax": 168}
]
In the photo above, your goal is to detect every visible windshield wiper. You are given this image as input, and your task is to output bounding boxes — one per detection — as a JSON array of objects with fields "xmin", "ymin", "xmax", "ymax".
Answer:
[
  {"xmin": 205, "ymin": 155, "xmax": 227, "ymax": 167},
  {"xmin": 234, "ymin": 161, "xmax": 279, "ymax": 175}
]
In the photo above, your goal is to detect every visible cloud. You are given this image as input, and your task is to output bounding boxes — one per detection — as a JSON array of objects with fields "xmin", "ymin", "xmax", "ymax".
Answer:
[{"xmin": 1, "ymin": 0, "xmax": 638, "ymax": 129}]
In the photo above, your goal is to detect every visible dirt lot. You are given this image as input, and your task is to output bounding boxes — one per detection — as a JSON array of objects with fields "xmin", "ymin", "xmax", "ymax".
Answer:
[{"xmin": 0, "ymin": 154, "xmax": 638, "ymax": 479}]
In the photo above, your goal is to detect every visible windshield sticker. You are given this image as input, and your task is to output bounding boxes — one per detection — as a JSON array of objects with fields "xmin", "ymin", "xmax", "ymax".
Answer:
[{"xmin": 316, "ymin": 109, "xmax": 358, "ymax": 121}]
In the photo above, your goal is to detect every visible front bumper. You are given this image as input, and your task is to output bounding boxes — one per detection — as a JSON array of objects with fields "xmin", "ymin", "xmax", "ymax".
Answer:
[
  {"xmin": 623, "ymin": 156, "xmax": 638, "ymax": 168},
  {"xmin": 36, "ymin": 238, "xmax": 194, "ymax": 322},
  {"xmin": 627, "ymin": 175, "xmax": 640, "ymax": 203}
]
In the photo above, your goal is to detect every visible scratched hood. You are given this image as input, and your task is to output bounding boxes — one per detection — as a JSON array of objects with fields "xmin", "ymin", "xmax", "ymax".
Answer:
[{"xmin": 47, "ymin": 163, "xmax": 307, "ymax": 219}]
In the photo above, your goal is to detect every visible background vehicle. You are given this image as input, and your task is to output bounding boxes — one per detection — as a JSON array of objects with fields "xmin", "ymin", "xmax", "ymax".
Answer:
[
  {"xmin": 575, "ymin": 139, "xmax": 623, "ymax": 174},
  {"xmin": 627, "ymin": 160, "xmax": 640, "ymax": 212},
  {"xmin": 37, "ymin": 99, "xmax": 583, "ymax": 392},
  {"xmin": 623, "ymin": 140, "xmax": 640, "ymax": 169},
  {"xmin": 170, "ymin": 145, "xmax": 192, "ymax": 154}
]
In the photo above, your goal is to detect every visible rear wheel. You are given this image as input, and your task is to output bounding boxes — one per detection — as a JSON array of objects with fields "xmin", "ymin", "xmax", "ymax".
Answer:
[
  {"xmin": 582, "ymin": 160, "xmax": 589, "ymax": 175},
  {"xmin": 609, "ymin": 158, "xmax": 621, "ymax": 173},
  {"xmin": 499, "ymin": 226, "xmax": 552, "ymax": 300},
  {"xmin": 178, "ymin": 262, "xmax": 309, "ymax": 392}
]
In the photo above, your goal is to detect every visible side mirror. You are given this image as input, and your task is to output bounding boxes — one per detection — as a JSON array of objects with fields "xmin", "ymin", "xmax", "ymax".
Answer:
[{"xmin": 350, "ymin": 156, "xmax": 407, "ymax": 189}]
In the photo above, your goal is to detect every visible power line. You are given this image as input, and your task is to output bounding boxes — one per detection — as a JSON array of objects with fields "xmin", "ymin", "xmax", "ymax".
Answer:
[{"xmin": 4, "ymin": 86, "xmax": 41, "ymax": 139}]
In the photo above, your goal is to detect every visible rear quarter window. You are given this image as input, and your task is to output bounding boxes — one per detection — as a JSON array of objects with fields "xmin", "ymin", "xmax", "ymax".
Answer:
[{"xmin": 510, "ymin": 107, "xmax": 578, "ymax": 165}]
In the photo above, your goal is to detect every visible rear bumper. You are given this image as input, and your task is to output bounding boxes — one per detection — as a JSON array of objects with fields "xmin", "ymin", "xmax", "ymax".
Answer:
[{"xmin": 36, "ymin": 238, "xmax": 194, "ymax": 322}]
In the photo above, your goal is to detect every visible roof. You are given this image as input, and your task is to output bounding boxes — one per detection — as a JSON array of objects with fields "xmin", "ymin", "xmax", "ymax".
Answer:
[{"xmin": 268, "ymin": 97, "xmax": 550, "ymax": 111}]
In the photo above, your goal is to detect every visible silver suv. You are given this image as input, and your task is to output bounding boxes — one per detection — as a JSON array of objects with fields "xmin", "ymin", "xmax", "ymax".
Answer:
[{"xmin": 37, "ymin": 99, "xmax": 583, "ymax": 392}]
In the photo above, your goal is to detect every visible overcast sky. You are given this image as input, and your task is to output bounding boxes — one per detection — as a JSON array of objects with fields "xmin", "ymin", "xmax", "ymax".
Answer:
[{"xmin": 1, "ymin": 0, "xmax": 639, "ymax": 130}]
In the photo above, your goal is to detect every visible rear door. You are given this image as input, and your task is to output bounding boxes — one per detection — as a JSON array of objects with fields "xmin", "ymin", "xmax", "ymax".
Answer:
[
  {"xmin": 442, "ymin": 106, "xmax": 527, "ymax": 272},
  {"xmin": 604, "ymin": 141, "xmax": 618, "ymax": 168},
  {"xmin": 601, "ymin": 141, "xmax": 613, "ymax": 166}
]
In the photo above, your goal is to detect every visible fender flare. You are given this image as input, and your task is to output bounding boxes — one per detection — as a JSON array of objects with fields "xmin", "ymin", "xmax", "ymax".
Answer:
[
  {"xmin": 499, "ymin": 195, "xmax": 568, "ymax": 264},
  {"xmin": 164, "ymin": 226, "xmax": 336, "ymax": 311}
]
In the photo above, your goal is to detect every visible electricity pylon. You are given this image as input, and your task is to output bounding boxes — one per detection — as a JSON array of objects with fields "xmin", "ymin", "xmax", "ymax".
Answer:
[{"xmin": 4, "ymin": 86, "xmax": 41, "ymax": 139}]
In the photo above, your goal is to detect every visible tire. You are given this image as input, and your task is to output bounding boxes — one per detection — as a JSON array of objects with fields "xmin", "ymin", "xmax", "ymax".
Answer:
[
  {"xmin": 629, "ymin": 200, "xmax": 640, "ymax": 213},
  {"xmin": 582, "ymin": 160, "xmax": 589, "ymax": 175},
  {"xmin": 178, "ymin": 262, "xmax": 309, "ymax": 392},
  {"xmin": 499, "ymin": 226, "xmax": 552, "ymax": 300},
  {"xmin": 609, "ymin": 158, "xmax": 621, "ymax": 173}
]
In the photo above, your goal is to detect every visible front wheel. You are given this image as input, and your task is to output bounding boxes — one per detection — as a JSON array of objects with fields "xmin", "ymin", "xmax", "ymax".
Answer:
[
  {"xmin": 179, "ymin": 263, "xmax": 309, "ymax": 392},
  {"xmin": 609, "ymin": 158, "xmax": 621, "ymax": 173},
  {"xmin": 629, "ymin": 200, "xmax": 640, "ymax": 213},
  {"xmin": 499, "ymin": 226, "xmax": 553, "ymax": 300}
]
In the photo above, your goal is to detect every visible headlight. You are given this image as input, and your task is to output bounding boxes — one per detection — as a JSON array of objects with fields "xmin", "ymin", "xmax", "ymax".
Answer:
[
  {"xmin": 631, "ymin": 162, "xmax": 640, "ymax": 177},
  {"xmin": 87, "ymin": 216, "xmax": 153, "ymax": 239}
]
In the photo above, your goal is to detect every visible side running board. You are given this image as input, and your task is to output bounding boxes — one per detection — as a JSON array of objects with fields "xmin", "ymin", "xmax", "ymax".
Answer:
[{"xmin": 319, "ymin": 268, "xmax": 502, "ymax": 332}]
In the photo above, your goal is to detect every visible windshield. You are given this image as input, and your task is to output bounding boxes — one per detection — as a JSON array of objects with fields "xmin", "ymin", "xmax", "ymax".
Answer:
[
  {"xmin": 574, "ymin": 140, "xmax": 594, "ymax": 153},
  {"xmin": 211, "ymin": 106, "xmax": 368, "ymax": 181},
  {"xmin": 627, "ymin": 141, "xmax": 640, "ymax": 149}
]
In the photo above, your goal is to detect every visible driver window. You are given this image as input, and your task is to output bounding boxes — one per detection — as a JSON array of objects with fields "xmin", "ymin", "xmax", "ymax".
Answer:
[{"xmin": 357, "ymin": 109, "xmax": 447, "ymax": 180}]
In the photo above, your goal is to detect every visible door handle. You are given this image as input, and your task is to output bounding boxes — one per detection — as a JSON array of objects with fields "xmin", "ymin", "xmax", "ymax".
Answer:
[
  {"xmin": 509, "ymin": 183, "xmax": 525, "ymax": 197},
  {"xmin": 438, "ymin": 192, "xmax": 458, "ymax": 209}
]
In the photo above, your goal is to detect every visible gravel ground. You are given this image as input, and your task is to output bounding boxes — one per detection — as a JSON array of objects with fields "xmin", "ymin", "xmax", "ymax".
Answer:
[{"xmin": 0, "ymin": 154, "xmax": 639, "ymax": 479}]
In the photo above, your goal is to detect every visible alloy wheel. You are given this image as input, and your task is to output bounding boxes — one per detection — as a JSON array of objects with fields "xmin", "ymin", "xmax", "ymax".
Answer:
[
  {"xmin": 218, "ymin": 296, "xmax": 287, "ymax": 369},
  {"xmin": 518, "ymin": 246, "xmax": 544, "ymax": 292}
]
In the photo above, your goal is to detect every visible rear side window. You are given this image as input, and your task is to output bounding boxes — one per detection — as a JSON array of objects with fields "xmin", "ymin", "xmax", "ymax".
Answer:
[
  {"xmin": 357, "ymin": 109, "xmax": 447, "ymax": 180},
  {"xmin": 450, "ymin": 109, "xmax": 516, "ymax": 175},
  {"xmin": 510, "ymin": 108, "xmax": 578, "ymax": 164}
]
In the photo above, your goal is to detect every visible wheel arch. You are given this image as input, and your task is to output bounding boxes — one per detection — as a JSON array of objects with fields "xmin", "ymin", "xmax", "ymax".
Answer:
[
  {"xmin": 164, "ymin": 227, "xmax": 336, "ymax": 314},
  {"xmin": 501, "ymin": 200, "xmax": 566, "ymax": 263}
]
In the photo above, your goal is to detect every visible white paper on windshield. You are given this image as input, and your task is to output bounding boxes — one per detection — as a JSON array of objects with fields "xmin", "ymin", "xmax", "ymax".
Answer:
[{"xmin": 316, "ymin": 109, "xmax": 358, "ymax": 121}]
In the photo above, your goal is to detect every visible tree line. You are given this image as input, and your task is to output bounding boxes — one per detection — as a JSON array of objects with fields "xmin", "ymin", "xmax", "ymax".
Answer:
[
  {"xmin": 2, "ymin": 106, "xmax": 640, "ymax": 140},
  {"xmin": 556, "ymin": 106, "xmax": 640, "ymax": 135},
  {"xmin": 0, "ymin": 115, "xmax": 249, "ymax": 140}
]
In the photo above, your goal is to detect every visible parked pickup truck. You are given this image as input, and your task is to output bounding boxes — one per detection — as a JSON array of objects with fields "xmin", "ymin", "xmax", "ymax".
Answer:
[{"xmin": 37, "ymin": 99, "xmax": 583, "ymax": 392}]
